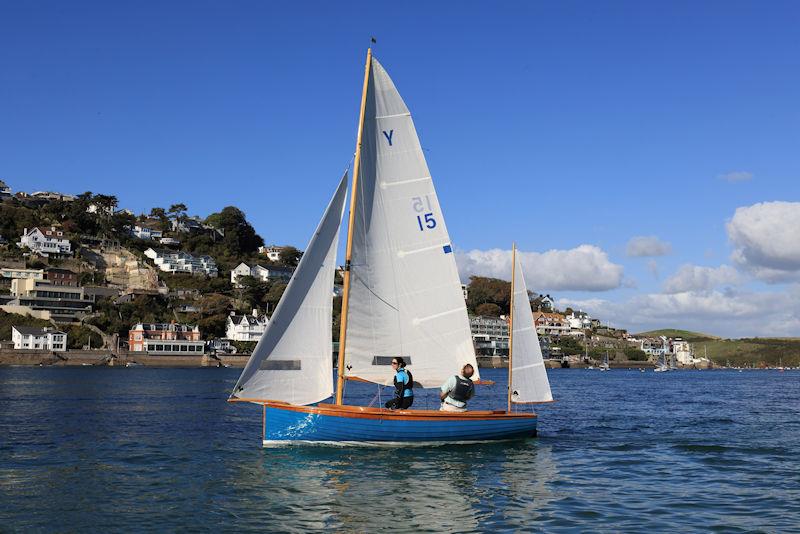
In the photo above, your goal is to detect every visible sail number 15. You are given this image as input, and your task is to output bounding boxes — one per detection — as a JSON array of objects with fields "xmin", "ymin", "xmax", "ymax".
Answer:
[{"xmin": 412, "ymin": 195, "xmax": 437, "ymax": 231}]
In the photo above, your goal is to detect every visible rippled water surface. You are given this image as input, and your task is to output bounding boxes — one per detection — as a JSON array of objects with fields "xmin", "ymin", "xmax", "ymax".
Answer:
[{"xmin": 1, "ymin": 367, "xmax": 799, "ymax": 532}]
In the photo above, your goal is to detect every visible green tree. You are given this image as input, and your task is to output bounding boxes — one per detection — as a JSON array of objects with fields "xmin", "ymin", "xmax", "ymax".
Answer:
[
  {"xmin": 466, "ymin": 276, "xmax": 511, "ymax": 315},
  {"xmin": 204, "ymin": 206, "xmax": 264, "ymax": 256},
  {"xmin": 624, "ymin": 347, "xmax": 648, "ymax": 361},
  {"xmin": 555, "ymin": 336, "xmax": 584, "ymax": 356},
  {"xmin": 278, "ymin": 246, "xmax": 303, "ymax": 267},
  {"xmin": 168, "ymin": 203, "xmax": 188, "ymax": 221},
  {"xmin": 475, "ymin": 302, "xmax": 502, "ymax": 317}
]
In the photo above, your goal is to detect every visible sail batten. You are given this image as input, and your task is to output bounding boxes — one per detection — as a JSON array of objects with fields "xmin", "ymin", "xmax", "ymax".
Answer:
[
  {"xmin": 510, "ymin": 253, "xmax": 554, "ymax": 404},
  {"xmin": 231, "ymin": 173, "xmax": 348, "ymax": 405},
  {"xmin": 342, "ymin": 56, "xmax": 479, "ymax": 388}
]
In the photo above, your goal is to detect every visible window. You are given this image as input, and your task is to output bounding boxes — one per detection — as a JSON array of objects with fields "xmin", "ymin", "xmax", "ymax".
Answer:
[{"xmin": 180, "ymin": 345, "xmax": 188, "ymax": 352}]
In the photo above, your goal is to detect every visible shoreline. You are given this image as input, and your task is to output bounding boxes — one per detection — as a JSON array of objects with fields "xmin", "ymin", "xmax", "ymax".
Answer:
[{"xmin": 0, "ymin": 350, "xmax": 722, "ymax": 370}]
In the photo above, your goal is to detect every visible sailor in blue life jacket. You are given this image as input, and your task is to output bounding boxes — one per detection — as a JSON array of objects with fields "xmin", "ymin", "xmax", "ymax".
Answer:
[
  {"xmin": 385, "ymin": 357, "xmax": 414, "ymax": 410},
  {"xmin": 439, "ymin": 364, "xmax": 475, "ymax": 412}
]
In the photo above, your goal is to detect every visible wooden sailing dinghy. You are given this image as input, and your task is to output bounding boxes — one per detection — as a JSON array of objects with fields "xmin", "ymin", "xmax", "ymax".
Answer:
[{"xmin": 229, "ymin": 50, "xmax": 553, "ymax": 446}]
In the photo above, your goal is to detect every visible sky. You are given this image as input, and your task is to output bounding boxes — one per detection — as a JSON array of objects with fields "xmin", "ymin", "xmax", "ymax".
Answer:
[{"xmin": 2, "ymin": 1, "xmax": 799, "ymax": 338}]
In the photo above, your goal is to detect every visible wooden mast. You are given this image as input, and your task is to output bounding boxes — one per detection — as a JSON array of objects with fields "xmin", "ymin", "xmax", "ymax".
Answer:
[
  {"xmin": 507, "ymin": 243, "xmax": 516, "ymax": 412},
  {"xmin": 335, "ymin": 48, "xmax": 372, "ymax": 405}
]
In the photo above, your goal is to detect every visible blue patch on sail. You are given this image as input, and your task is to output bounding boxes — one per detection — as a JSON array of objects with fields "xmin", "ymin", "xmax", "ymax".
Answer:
[{"xmin": 443, "ymin": 245, "xmax": 452, "ymax": 254}]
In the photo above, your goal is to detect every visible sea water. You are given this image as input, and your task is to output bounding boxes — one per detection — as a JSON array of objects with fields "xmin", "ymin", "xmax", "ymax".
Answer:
[{"xmin": 1, "ymin": 367, "xmax": 798, "ymax": 532}]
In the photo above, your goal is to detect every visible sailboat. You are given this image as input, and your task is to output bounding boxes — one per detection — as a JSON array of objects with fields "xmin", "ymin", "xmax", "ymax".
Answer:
[
  {"xmin": 229, "ymin": 50, "xmax": 553, "ymax": 446},
  {"xmin": 599, "ymin": 350, "xmax": 610, "ymax": 371}
]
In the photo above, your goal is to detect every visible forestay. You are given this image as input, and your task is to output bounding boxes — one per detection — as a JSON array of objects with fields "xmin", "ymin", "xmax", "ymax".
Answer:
[
  {"xmin": 511, "ymin": 253, "xmax": 553, "ymax": 403},
  {"xmin": 343, "ymin": 57, "xmax": 478, "ymax": 388},
  {"xmin": 231, "ymin": 173, "xmax": 348, "ymax": 405}
]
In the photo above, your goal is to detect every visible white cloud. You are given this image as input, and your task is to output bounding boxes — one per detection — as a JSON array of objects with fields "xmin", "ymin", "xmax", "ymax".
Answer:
[
  {"xmin": 559, "ymin": 285, "xmax": 800, "ymax": 338},
  {"xmin": 456, "ymin": 245, "xmax": 624, "ymax": 292},
  {"xmin": 727, "ymin": 201, "xmax": 800, "ymax": 282},
  {"xmin": 663, "ymin": 264, "xmax": 741, "ymax": 293},
  {"xmin": 718, "ymin": 171, "xmax": 754, "ymax": 182},
  {"xmin": 626, "ymin": 236, "xmax": 672, "ymax": 257}
]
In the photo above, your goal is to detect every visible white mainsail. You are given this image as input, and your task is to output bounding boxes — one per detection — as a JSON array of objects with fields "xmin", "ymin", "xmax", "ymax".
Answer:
[
  {"xmin": 231, "ymin": 173, "xmax": 348, "ymax": 404},
  {"xmin": 510, "ymin": 252, "xmax": 553, "ymax": 403},
  {"xmin": 343, "ymin": 57, "xmax": 479, "ymax": 388}
]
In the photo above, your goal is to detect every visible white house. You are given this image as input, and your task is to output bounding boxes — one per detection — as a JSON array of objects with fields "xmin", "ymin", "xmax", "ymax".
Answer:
[
  {"xmin": 19, "ymin": 227, "xmax": 71, "ymax": 257},
  {"xmin": 226, "ymin": 310, "xmax": 268, "ymax": 342},
  {"xmin": 12, "ymin": 326, "xmax": 67, "ymax": 351},
  {"xmin": 671, "ymin": 338, "xmax": 693, "ymax": 365},
  {"xmin": 144, "ymin": 248, "xmax": 218, "ymax": 277},
  {"xmin": 230, "ymin": 262, "xmax": 293, "ymax": 288},
  {"xmin": 0, "ymin": 180, "xmax": 11, "ymax": 199},
  {"xmin": 258, "ymin": 245, "xmax": 285, "ymax": 262},
  {"xmin": 131, "ymin": 225, "xmax": 163, "ymax": 240}
]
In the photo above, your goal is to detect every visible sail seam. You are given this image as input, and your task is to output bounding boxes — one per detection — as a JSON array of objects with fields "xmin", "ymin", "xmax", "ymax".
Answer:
[
  {"xmin": 376, "ymin": 112, "xmax": 411, "ymax": 119},
  {"xmin": 397, "ymin": 242, "xmax": 450, "ymax": 258},
  {"xmin": 412, "ymin": 307, "xmax": 463, "ymax": 325},
  {"xmin": 380, "ymin": 176, "xmax": 431, "ymax": 188}
]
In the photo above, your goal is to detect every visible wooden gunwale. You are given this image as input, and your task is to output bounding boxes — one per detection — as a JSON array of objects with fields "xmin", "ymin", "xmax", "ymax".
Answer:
[{"xmin": 231, "ymin": 399, "xmax": 537, "ymax": 421}]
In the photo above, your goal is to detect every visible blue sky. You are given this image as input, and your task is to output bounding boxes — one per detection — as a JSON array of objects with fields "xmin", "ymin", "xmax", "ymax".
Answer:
[{"xmin": 2, "ymin": 1, "xmax": 799, "ymax": 337}]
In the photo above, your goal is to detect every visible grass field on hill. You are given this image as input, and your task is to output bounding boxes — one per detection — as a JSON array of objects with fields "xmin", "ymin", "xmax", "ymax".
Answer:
[{"xmin": 634, "ymin": 329, "xmax": 800, "ymax": 367}]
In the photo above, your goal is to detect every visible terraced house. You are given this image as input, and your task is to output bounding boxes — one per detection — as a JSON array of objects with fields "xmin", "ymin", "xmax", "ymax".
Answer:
[{"xmin": 144, "ymin": 248, "xmax": 218, "ymax": 277}]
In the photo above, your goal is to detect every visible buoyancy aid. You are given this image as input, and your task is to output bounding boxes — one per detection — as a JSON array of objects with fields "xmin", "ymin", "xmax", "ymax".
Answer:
[
  {"xmin": 394, "ymin": 368, "xmax": 414, "ymax": 398},
  {"xmin": 448, "ymin": 375, "xmax": 474, "ymax": 403}
]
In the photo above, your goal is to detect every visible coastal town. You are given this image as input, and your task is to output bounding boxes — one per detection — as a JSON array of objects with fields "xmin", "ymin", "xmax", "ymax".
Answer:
[{"xmin": 0, "ymin": 179, "xmax": 785, "ymax": 370}]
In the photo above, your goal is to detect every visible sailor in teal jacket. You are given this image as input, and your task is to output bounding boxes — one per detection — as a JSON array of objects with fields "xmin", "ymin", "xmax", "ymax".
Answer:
[{"xmin": 385, "ymin": 357, "xmax": 414, "ymax": 410}]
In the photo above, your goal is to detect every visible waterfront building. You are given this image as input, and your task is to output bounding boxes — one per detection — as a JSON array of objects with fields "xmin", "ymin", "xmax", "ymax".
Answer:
[
  {"xmin": 470, "ymin": 315, "xmax": 509, "ymax": 357},
  {"xmin": 144, "ymin": 248, "xmax": 218, "ymax": 277},
  {"xmin": 11, "ymin": 326, "xmax": 67, "ymax": 351},
  {"xmin": 18, "ymin": 226, "xmax": 72, "ymax": 257},
  {"xmin": 640, "ymin": 337, "xmax": 668, "ymax": 357},
  {"xmin": 5, "ymin": 278, "xmax": 93, "ymax": 322},
  {"xmin": 230, "ymin": 262, "xmax": 293, "ymax": 288},
  {"xmin": 671, "ymin": 338, "xmax": 693, "ymax": 365},
  {"xmin": 128, "ymin": 322, "xmax": 204, "ymax": 354},
  {"xmin": 131, "ymin": 225, "xmax": 163, "ymax": 240},
  {"xmin": 226, "ymin": 310, "xmax": 268, "ymax": 342}
]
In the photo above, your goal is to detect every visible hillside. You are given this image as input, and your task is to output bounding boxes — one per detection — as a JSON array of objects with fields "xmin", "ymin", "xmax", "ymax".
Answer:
[
  {"xmin": 699, "ymin": 338, "xmax": 800, "ymax": 367},
  {"xmin": 634, "ymin": 329, "xmax": 719, "ymax": 342}
]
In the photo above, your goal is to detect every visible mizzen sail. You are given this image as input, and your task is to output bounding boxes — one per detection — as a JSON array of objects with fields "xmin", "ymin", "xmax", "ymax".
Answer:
[
  {"xmin": 342, "ymin": 57, "xmax": 478, "ymax": 388},
  {"xmin": 231, "ymin": 173, "xmax": 348, "ymax": 404},
  {"xmin": 510, "ymin": 252, "xmax": 553, "ymax": 403}
]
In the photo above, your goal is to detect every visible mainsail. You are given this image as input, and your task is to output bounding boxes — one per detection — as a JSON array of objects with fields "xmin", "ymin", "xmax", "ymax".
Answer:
[
  {"xmin": 510, "ymin": 252, "xmax": 553, "ymax": 403},
  {"xmin": 342, "ymin": 57, "xmax": 478, "ymax": 388},
  {"xmin": 231, "ymin": 173, "xmax": 348, "ymax": 404}
]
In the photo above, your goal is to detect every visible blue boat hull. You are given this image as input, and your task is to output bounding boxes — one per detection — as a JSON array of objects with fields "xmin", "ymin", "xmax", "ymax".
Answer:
[{"xmin": 261, "ymin": 402, "xmax": 538, "ymax": 446}]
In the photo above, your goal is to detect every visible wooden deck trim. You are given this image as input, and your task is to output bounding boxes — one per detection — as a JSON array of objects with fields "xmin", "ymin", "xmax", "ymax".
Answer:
[{"xmin": 263, "ymin": 401, "xmax": 536, "ymax": 421}]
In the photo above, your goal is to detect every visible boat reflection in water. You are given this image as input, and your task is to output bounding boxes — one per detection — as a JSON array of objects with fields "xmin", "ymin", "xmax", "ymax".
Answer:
[{"xmin": 224, "ymin": 441, "xmax": 558, "ymax": 532}]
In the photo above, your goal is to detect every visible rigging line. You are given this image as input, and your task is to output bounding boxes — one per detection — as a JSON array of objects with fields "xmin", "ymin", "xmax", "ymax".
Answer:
[{"xmin": 350, "ymin": 271, "xmax": 399, "ymax": 312}]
